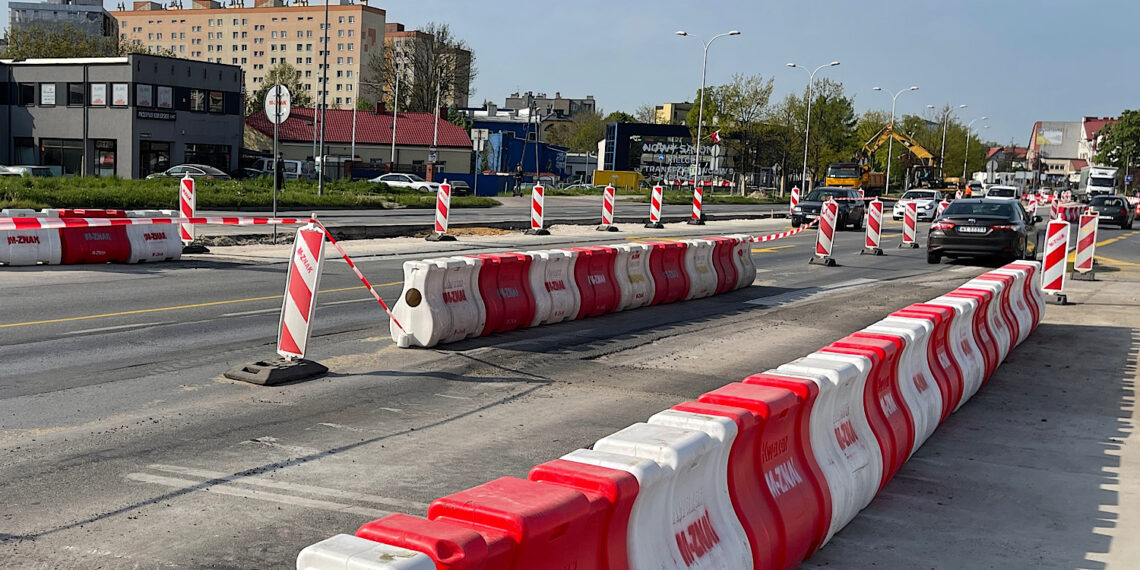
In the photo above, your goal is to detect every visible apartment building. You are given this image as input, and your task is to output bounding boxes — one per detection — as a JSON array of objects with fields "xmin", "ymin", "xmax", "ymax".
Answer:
[
  {"xmin": 111, "ymin": 0, "xmax": 385, "ymax": 109},
  {"xmin": 9, "ymin": 0, "xmax": 118, "ymax": 38},
  {"xmin": 385, "ymin": 22, "xmax": 471, "ymax": 108},
  {"xmin": 654, "ymin": 101, "xmax": 692, "ymax": 125}
]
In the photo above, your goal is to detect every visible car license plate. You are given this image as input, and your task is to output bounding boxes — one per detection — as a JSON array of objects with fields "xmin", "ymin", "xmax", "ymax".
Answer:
[
  {"xmin": 957, "ymin": 226, "xmax": 987, "ymax": 234},
  {"xmin": 1100, "ymin": 215, "xmax": 1114, "ymax": 220}
]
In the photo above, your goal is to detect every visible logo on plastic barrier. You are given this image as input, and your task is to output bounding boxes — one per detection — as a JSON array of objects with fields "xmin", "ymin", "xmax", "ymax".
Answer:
[
  {"xmin": 1046, "ymin": 228, "xmax": 1067, "ymax": 250},
  {"xmin": 6, "ymin": 235, "xmax": 40, "ymax": 245},
  {"xmin": 143, "ymin": 232, "xmax": 167, "ymax": 241},
  {"xmin": 442, "ymin": 289, "xmax": 467, "ymax": 304},
  {"xmin": 834, "ymin": 419, "xmax": 859, "ymax": 452},
  {"xmin": 498, "ymin": 287, "xmax": 520, "ymax": 298},
  {"xmin": 296, "ymin": 248, "xmax": 314, "ymax": 275},
  {"xmin": 587, "ymin": 273, "xmax": 607, "ymax": 285},
  {"xmin": 664, "ymin": 269, "xmax": 681, "ymax": 279},
  {"xmin": 628, "ymin": 274, "xmax": 645, "ymax": 284},
  {"xmin": 84, "ymin": 232, "xmax": 112, "ymax": 241},
  {"xmin": 674, "ymin": 509, "xmax": 721, "ymax": 567},
  {"xmin": 697, "ymin": 265, "xmax": 710, "ymax": 274},
  {"xmin": 879, "ymin": 390, "xmax": 900, "ymax": 416},
  {"xmin": 912, "ymin": 373, "xmax": 930, "ymax": 393},
  {"xmin": 545, "ymin": 280, "xmax": 567, "ymax": 292},
  {"xmin": 938, "ymin": 350, "xmax": 952, "ymax": 369},
  {"xmin": 961, "ymin": 339, "xmax": 973, "ymax": 355},
  {"xmin": 762, "ymin": 435, "xmax": 788, "ymax": 462},
  {"xmin": 764, "ymin": 458, "xmax": 805, "ymax": 498}
]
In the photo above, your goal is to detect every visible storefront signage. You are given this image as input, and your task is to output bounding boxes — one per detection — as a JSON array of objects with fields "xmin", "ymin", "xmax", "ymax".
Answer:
[
  {"xmin": 91, "ymin": 84, "xmax": 107, "ymax": 106},
  {"xmin": 137, "ymin": 110, "xmax": 177, "ymax": 121},
  {"xmin": 112, "ymin": 83, "xmax": 129, "ymax": 106}
]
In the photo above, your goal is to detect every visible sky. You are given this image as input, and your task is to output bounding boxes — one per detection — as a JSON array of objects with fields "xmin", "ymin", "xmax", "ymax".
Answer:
[{"xmin": 6, "ymin": 0, "xmax": 1138, "ymax": 146}]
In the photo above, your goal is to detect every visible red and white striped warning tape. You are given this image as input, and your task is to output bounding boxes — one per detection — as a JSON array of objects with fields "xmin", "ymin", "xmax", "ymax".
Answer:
[
  {"xmin": 749, "ymin": 218, "xmax": 818, "ymax": 243},
  {"xmin": 0, "ymin": 215, "xmax": 307, "ymax": 231},
  {"xmin": 310, "ymin": 218, "xmax": 406, "ymax": 334}
]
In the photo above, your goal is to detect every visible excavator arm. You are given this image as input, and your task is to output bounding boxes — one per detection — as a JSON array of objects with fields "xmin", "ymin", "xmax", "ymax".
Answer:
[{"xmin": 856, "ymin": 122, "xmax": 936, "ymax": 163}]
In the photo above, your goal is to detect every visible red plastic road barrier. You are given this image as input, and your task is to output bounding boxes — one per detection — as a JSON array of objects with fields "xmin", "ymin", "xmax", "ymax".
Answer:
[
  {"xmin": 570, "ymin": 246, "xmax": 620, "ymax": 319},
  {"xmin": 57, "ymin": 209, "xmax": 130, "ymax": 264},
  {"xmin": 821, "ymin": 335, "xmax": 915, "ymax": 489},
  {"xmin": 671, "ymin": 400, "xmax": 773, "ymax": 570},
  {"xmin": 356, "ymin": 514, "xmax": 487, "ymax": 569},
  {"xmin": 708, "ymin": 237, "xmax": 740, "ymax": 295},
  {"xmin": 471, "ymin": 253, "xmax": 535, "ymax": 335},
  {"xmin": 945, "ymin": 289, "xmax": 999, "ymax": 382},
  {"xmin": 891, "ymin": 304, "xmax": 963, "ymax": 421},
  {"xmin": 970, "ymin": 274, "xmax": 1021, "ymax": 356},
  {"xmin": 739, "ymin": 373, "xmax": 832, "ymax": 553},
  {"xmin": 646, "ymin": 241, "xmax": 690, "ymax": 305},
  {"xmin": 1006, "ymin": 262, "xmax": 1042, "ymax": 326},
  {"xmin": 427, "ymin": 477, "xmax": 598, "ymax": 570},
  {"xmin": 528, "ymin": 459, "xmax": 638, "ymax": 570},
  {"xmin": 698, "ymin": 382, "xmax": 831, "ymax": 568}
]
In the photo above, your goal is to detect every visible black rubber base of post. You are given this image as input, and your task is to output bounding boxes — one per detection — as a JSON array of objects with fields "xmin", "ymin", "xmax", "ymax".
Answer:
[
  {"xmin": 596, "ymin": 225, "xmax": 620, "ymax": 232},
  {"xmin": 809, "ymin": 256, "xmax": 837, "ymax": 267},
  {"xmin": 182, "ymin": 244, "xmax": 210, "ymax": 254},
  {"xmin": 1071, "ymin": 271, "xmax": 1096, "ymax": 281},
  {"xmin": 1046, "ymin": 293, "xmax": 1069, "ymax": 305},
  {"xmin": 861, "ymin": 247, "xmax": 884, "ymax": 256},
  {"xmin": 525, "ymin": 228, "xmax": 551, "ymax": 236},
  {"xmin": 425, "ymin": 233, "xmax": 456, "ymax": 242},
  {"xmin": 898, "ymin": 242, "xmax": 920, "ymax": 249},
  {"xmin": 687, "ymin": 218, "xmax": 706, "ymax": 226},
  {"xmin": 223, "ymin": 357, "xmax": 328, "ymax": 386},
  {"xmin": 644, "ymin": 221, "xmax": 665, "ymax": 229}
]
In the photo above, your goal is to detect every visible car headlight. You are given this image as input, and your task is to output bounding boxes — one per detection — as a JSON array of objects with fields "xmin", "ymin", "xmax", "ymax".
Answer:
[{"xmin": 793, "ymin": 206, "xmax": 802, "ymax": 213}]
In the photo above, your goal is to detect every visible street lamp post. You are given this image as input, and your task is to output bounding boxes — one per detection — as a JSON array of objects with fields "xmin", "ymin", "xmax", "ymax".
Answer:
[
  {"xmin": 928, "ymin": 103, "xmax": 967, "ymax": 170},
  {"xmin": 676, "ymin": 29, "xmax": 740, "ymax": 223},
  {"xmin": 787, "ymin": 61, "xmax": 839, "ymax": 192},
  {"xmin": 873, "ymin": 85, "xmax": 918, "ymax": 195},
  {"xmin": 962, "ymin": 115, "xmax": 989, "ymax": 182}
]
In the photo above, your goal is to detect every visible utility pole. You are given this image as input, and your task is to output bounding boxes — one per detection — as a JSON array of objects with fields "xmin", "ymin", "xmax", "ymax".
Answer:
[{"xmin": 317, "ymin": 0, "xmax": 329, "ymax": 195}]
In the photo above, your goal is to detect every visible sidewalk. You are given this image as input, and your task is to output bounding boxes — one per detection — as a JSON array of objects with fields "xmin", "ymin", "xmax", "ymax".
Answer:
[{"xmin": 802, "ymin": 261, "xmax": 1140, "ymax": 569}]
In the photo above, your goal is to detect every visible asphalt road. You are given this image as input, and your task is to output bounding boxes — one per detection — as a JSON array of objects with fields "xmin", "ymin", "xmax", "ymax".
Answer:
[{"xmin": 1, "ymin": 214, "xmax": 1137, "ymax": 567}]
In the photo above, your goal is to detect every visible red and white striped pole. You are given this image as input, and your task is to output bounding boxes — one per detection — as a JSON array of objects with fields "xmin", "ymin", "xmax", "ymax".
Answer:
[
  {"xmin": 954, "ymin": 189, "xmax": 963, "ymax": 200},
  {"xmin": 179, "ymin": 174, "xmax": 195, "ymax": 245},
  {"xmin": 1041, "ymin": 219, "xmax": 1070, "ymax": 304},
  {"xmin": 525, "ymin": 183, "xmax": 550, "ymax": 235},
  {"xmin": 862, "ymin": 198, "xmax": 884, "ymax": 255},
  {"xmin": 810, "ymin": 198, "xmax": 838, "ymax": 266},
  {"xmin": 1071, "ymin": 213, "xmax": 1098, "ymax": 280},
  {"xmin": 1027, "ymin": 194, "xmax": 1038, "ymax": 212},
  {"xmin": 278, "ymin": 219, "xmax": 326, "ymax": 360},
  {"xmin": 597, "ymin": 184, "xmax": 618, "ymax": 232},
  {"xmin": 935, "ymin": 199, "xmax": 950, "ymax": 219},
  {"xmin": 426, "ymin": 180, "xmax": 456, "ymax": 242},
  {"xmin": 1062, "ymin": 190, "xmax": 1072, "ymax": 203},
  {"xmin": 645, "ymin": 183, "xmax": 664, "ymax": 229},
  {"xmin": 789, "ymin": 186, "xmax": 800, "ymax": 216},
  {"xmin": 900, "ymin": 200, "xmax": 919, "ymax": 248},
  {"xmin": 858, "ymin": 188, "xmax": 865, "ymax": 201},
  {"xmin": 688, "ymin": 184, "xmax": 705, "ymax": 225}
]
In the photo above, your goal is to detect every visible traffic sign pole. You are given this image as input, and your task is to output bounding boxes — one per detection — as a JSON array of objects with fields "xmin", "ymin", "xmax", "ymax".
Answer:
[{"xmin": 265, "ymin": 85, "xmax": 291, "ymax": 245}]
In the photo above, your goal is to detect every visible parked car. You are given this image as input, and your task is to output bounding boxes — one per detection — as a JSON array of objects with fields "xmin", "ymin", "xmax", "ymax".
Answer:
[
  {"xmin": 368, "ymin": 173, "xmax": 441, "ymax": 192},
  {"xmin": 146, "ymin": 164, "xmax": 232, "ymax": 180},
  {"xmin": 1087, "ymin": 195, "xmax": 1135, "ymax": 229},
  {"xmin": 448, "ymin": 180, "xmax": 472, "ymax": 196},
  {"xmin": 4, "ymin": 165, "xmax": 55, "ymax": 177},
  {"xmin": 790, "ymin": 187, "xmax": 865, "ymax": 230},
  {"xmin": 0, "ymin": 166, "xmax": 18, "ymax": 177},
  {"xmin": 984, "ymin": 185, "xmax": 1022, "ymax": 200},
  {"xmin": 927, "ymin": 198, "xmax": 1041, "ymax": 264},
  {"xmin": 892, "ymin": 189, "xmax": 943, "ymax": 221},
  {"xmin": 248, "ymin": 158, "xmax": 316, "ymax": 180}
]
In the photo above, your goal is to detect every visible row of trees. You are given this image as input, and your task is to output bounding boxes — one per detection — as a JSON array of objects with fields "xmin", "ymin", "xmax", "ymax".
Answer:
[{"xmin": 1, "ymin": 23, "xmax": 175, "ymax": 59}]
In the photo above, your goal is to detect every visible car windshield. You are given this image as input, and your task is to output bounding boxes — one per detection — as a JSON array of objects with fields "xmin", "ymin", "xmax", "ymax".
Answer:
[
  {"xmin": 1090, "ymin": 196, "xmax": 1123, "ymax": 207},
  {"xmin": 1090, "ymin": 176, "xmax": 1115, "ymax": 188},
  {"xmin": 828, "ymin": 166, "xmax": 858, "ymax": 178},
  {"xmin": 804, "ymin": 189, "xmax": 847, "ymax": 201},
  {"xmin": 901, "ymin": 191, "xmax": 936, "ymax": 200},
  {"xmin": 943, "ymin": 201, "xmax": 1015, "ymax": 219}
]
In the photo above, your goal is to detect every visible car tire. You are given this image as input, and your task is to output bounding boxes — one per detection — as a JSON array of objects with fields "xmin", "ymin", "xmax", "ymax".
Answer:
[
  {"xmin": 1125, "ymin": 219, "xmax": 1134, "ymax": 230},
  {"xmin": 927, "ymin": 251, "xmax": 941, "ymax": 264},
  {"xmin": 790, "ymin": 218, "xmax": 801, "ymax": 228}
]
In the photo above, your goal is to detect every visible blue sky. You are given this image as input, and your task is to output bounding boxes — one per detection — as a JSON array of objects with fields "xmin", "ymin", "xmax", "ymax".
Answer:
[{"xmin": 8, "ymin": 0, "xmax": 1138, "ymax": 145}]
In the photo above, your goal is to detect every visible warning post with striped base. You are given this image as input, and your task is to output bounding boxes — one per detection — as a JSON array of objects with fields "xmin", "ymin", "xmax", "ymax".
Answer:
[
  {"xmin": 225, "ymin": 217, "xmax": 329, "ymax": 385},
  {"xmin": 1071, "ymin": 213, "xmax": 1098, "ymax": 281},
  {"xmin": 596, "ymin": 184, "xmax": 619, "ymax": 232},
  {"xmin": 525, "ymin": 183, "xmax": 550, "ymax": 236},
  {"xmin": 644, "ymin": 184, "xmax": 665, "ymax": 229},
  {"xmin": 861, "ymin": 198, "xmax": 884, "ymax": 256},
  {"xmin": 809, "ymin": 199, "xmax": 839, "ymax": 266},
  {"xmin": 899, "ymin": 201, "xmax": 920, "ymax": 248},
  {"xmin": 1041, "ymin": 219, "xmax": 1070, "ymax": 305},
  {"xmin": 179, "ymin": 174, "xmax": 208, "ymax": 253},
  {"xmin": 426, "ymin": 180, "xmax": 457, "ymax": 242}
]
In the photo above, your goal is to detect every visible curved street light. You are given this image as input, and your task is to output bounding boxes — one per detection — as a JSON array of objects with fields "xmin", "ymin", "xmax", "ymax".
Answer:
[
  {"xmin": 787, "ymin": 61, "xmax": 839, "ymax": 191},
  {"xmin": 963, "ymin": 115, "xmax": 989, "ymax": 181},
  {"xmin": 873, "ymin": 85, "xmax": 918, "ymax": 194},
  {"xmin": 677, "ymin": 29, "xmax": 740, "ymax": 221}
]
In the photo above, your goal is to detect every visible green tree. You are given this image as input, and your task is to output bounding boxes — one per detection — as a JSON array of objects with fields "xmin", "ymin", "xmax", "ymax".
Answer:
[
  {"xmin": 546, "ymin": 111, "xmax": 605, "ymax": 152},
  {"xmin": 1, "ymin": 23, "xmax": 180, "ymax": 58},
  {"xmin": 361, "ymin": 22, "xmax": 477, "ymax": 114},
  {"xmin": 785, "ymin": 79, "xmax": 857, "ymax": 185},
  {"xmin": 604, "ymin": 111, "xmax": 636, "ymax": 124},
  {"xmin": 1095, "ymin": 110, "xmax": 1140, "ymax": 180},
  {"xmin": 245, "ymin": 62, "xmax": 314, "ymax": 116}
]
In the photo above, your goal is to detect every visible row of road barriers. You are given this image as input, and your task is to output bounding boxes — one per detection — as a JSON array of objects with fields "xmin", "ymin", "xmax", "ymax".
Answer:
[
  {"xmin": 0, "ymin": 208, "xmax": 182, "ymax": 266},
  {"xmin": 298, "ymin": 259, "xmax": 1045, "ymax": 569},
  {"xmin": 390, "ymin": 236, "xmax": 757, "ymax": 348}
]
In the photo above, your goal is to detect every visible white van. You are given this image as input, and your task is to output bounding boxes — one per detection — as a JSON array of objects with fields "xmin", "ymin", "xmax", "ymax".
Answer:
[
  {"xmin": 250, "ymin": 158, "xmax": 316, "ymax": 180},
  {"xmin": 984, "ymin": 185, "xmax": 1022, "ymax": 200}
]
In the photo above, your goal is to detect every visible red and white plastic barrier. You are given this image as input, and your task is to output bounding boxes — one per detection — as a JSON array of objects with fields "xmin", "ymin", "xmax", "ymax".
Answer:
[
  {"xmin": 864, "ymin": 199, "xmax": 883, "ymax": 252},
  {"xmin": 277, "ymin": 222, "xmax": 326, "ymax": 360},
  {"xmin": 1073, "ymin": 213, "xmax": 1098, "ymax": 275},
  {"xmin": 600, "ymin": 184, "xmax": 616, "ymax": 229},
  {"xmin": 530, "ymin": 183, "xmax": 546, "ymax": 232},
  {"xmin": 1041, "ymin": 220, "xmax": 1070, "ymax": 298},
  {"xmin": 179, "ymin": 174, "xmax": 196, "ymax": 244},
  {"xmin": 789, "ymin": 186, "xmax": 800, "ymax": 217},
  {"xmin": 647, "ymin": 184, "xmax": 664, "ymax": 227},
  {"xmin": 0, "ymin": 209, "xmax": 61, "ymax": 266},
  {"xmin": 813, "ymin": 199, "xmax": 838, "ymax": 261},
  {"xmin": 691, "ymin": 186, "xmax": 705, "ymax": 223},
  {"xmin": 934, "ymin": 199, "xmax": 950, "ymax": 219},
  {"xmin": 954, "ymin": 189, "xmax": 963, "ymax": 200},
  {"xmin": 434, "ymin": 180, "xmax": 451, "ymax": 235},
  {"xmin": 901, "ymin": 201, "xmax": 918, "ymax": 247}
]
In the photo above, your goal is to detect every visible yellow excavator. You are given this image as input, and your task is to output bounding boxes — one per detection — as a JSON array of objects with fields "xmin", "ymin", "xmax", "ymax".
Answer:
[{"xmin": 826, "ymin": 122, "xmax": 945, "ymax": 192}]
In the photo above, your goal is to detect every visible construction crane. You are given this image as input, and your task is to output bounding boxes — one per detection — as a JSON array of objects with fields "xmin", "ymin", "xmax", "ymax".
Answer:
[{"xmin": 854, "ymin": 122, "xmax": 945, "ymax": 190}]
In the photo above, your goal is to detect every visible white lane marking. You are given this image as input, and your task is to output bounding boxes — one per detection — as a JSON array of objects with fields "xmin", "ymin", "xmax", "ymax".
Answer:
[
  {"xmin": 146, "ymin": 464, "xmax": 430, "ymax": 511},
  {"xmin": 317, "ymin": 422, "xmax": 367, "ymax": 432},
  {"xmin": 434, "ymin": 393, "xmax": 472, "ymax": 401},
  {"xmin": 63, "ymin": 322, "xmax": 170, "ymax": 335},
  {"xmin": 221, "ymin": 308, "xmax": 279, "ymax": 317},
  {"xmin": 125, "ymin": 472, "xmax": 395, "ymax": 517},
  {"xmin": 746, "ymin": 278, "xmax": 879, "ymax": 307},
  {"xmin": 320, "ymin": 298, "xmax": 373, "ymax": 307},
  {"xmin": 239, "ymin": 436, "xmax": 320, "ymax": 456},
  {"xmin": 379, "ymin": 407, "xmax": 403, "ymax": 413}
]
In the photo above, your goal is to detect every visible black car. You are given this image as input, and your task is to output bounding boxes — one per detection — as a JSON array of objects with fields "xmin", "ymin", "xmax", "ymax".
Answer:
[
  {"xmin": 927, "ymin": 198, "xmax": 1041, "ymax": 264},
  {"xmin": 1087, "ymin": 195, "xmax": 1135, "ymax": 229},
  {"xmin": 145, "ymin": 163, "xmax": 232, "ymax": 180},
  {"xmin": 790, "ymin": 187, "xmax": 865, "ymax": 230},
  {"xmin": 449, "ymin": 180, "xmax": 472, "ymax": 196}
]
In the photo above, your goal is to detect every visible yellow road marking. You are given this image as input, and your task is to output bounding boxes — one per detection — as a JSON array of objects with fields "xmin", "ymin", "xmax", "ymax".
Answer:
[
  {"xmin": 0, "ymin": 282, "xmax": 403, "ymax": 329},
  {"xmin": 751, "ymin": 244, "xmax": 796, "ymax": 253},
  {"xmin": 1094, "ymin": 255, "xmax": 1140, "ymax": 268}
]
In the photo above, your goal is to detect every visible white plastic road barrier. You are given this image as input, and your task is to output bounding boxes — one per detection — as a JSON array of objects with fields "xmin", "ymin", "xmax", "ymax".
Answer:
[
  {"xmin": 863, "ymin": 317, "xmax": 943, "ymax": 454},
  {"xmin": 179, "ymin": 174, "xmax": 195, "ymax": 245},
  {"xmin": 864, "ymin": 199, "xmax": 883, "ymax": 253},
  {"xmin": 789, "ymin": 186, "xmax": 800, "ymax": 216},
  {"xmin": 126, "ymin": 210, "xmax": 182, "ymax": 263},
  {"xmin": 955, "ymin": 189, "xmax": 963, "ymax": 200},
  {"xmin": 961, "ymin": 279, "xmax": 1014, "ymax": 364},
  {"xmin": 297, "ymin": 534, "xmax": 436, "ymax": 569},
  {"xmin": 1073, "ymin": 213, "xmax": 1098, "ymax": 275},
  {"xmin": 983, "ymin": 270, "xmax": 1034, "ymax": 347},
  {"xmin": 0, "ymin": 209, "xmax": 61, "ymax": 266},
  {"xmin": 434, "ymin": 180, "xmax": 451, "ymax": 235},
  {"xmin": 1041, "ymin": 220, "xmax": 1069, "ymax": 299},
  {"xmin": 530, "ymin": 183, "xmax": 546, "ymax": 232},
  {"xmin": 613, "ymin": 244, "xmax": 655, "ymax": 311},
  {"xmin": 813, "ymin": 200, "xmax": 839, "ymax": 262},
  {"xmin": 926, "ymin": 295, "xmax": 985, "ymax": 406},
  {"xmin": 600, "ymin": 184, "xmax": 616, "ymax": 229},
  {"xmin": 389, "ymin": 256, "xmax": 487, "ymax": 348},
  {"xmin": 772, "ymin": 356, "xmax": 882, "ymax": 544},
  {"xmin": 591, "ymin": 419, "xmax": 752, "ymax": 569},
  {"xmin": 1008, "ymin": 260, "xmax": 1046, "ymax": 327},
  {"xmin": 278, "ymin": 223, "xmax": 326, "ymax": 360},
  {"xmin": 901, "ymin": 201, "xmax": 918, "ymax": 247},
  {"xmin": 528, "ymin": 249, "xmax": 581, "ymax": 326},
  {"xmin": 647, "ymin": 184, "xmax": 665, "ymax": 228},
  {"xmin": 437, "ymin": 257, "xmax": 486, "ymax": 343},
  {"xmin": 725, "ymin": 234, "xmax": 757, "ymax": 289},
  {"xmin": 683, "ymin": 238, "xmax": 718, "ymax": 300}
]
